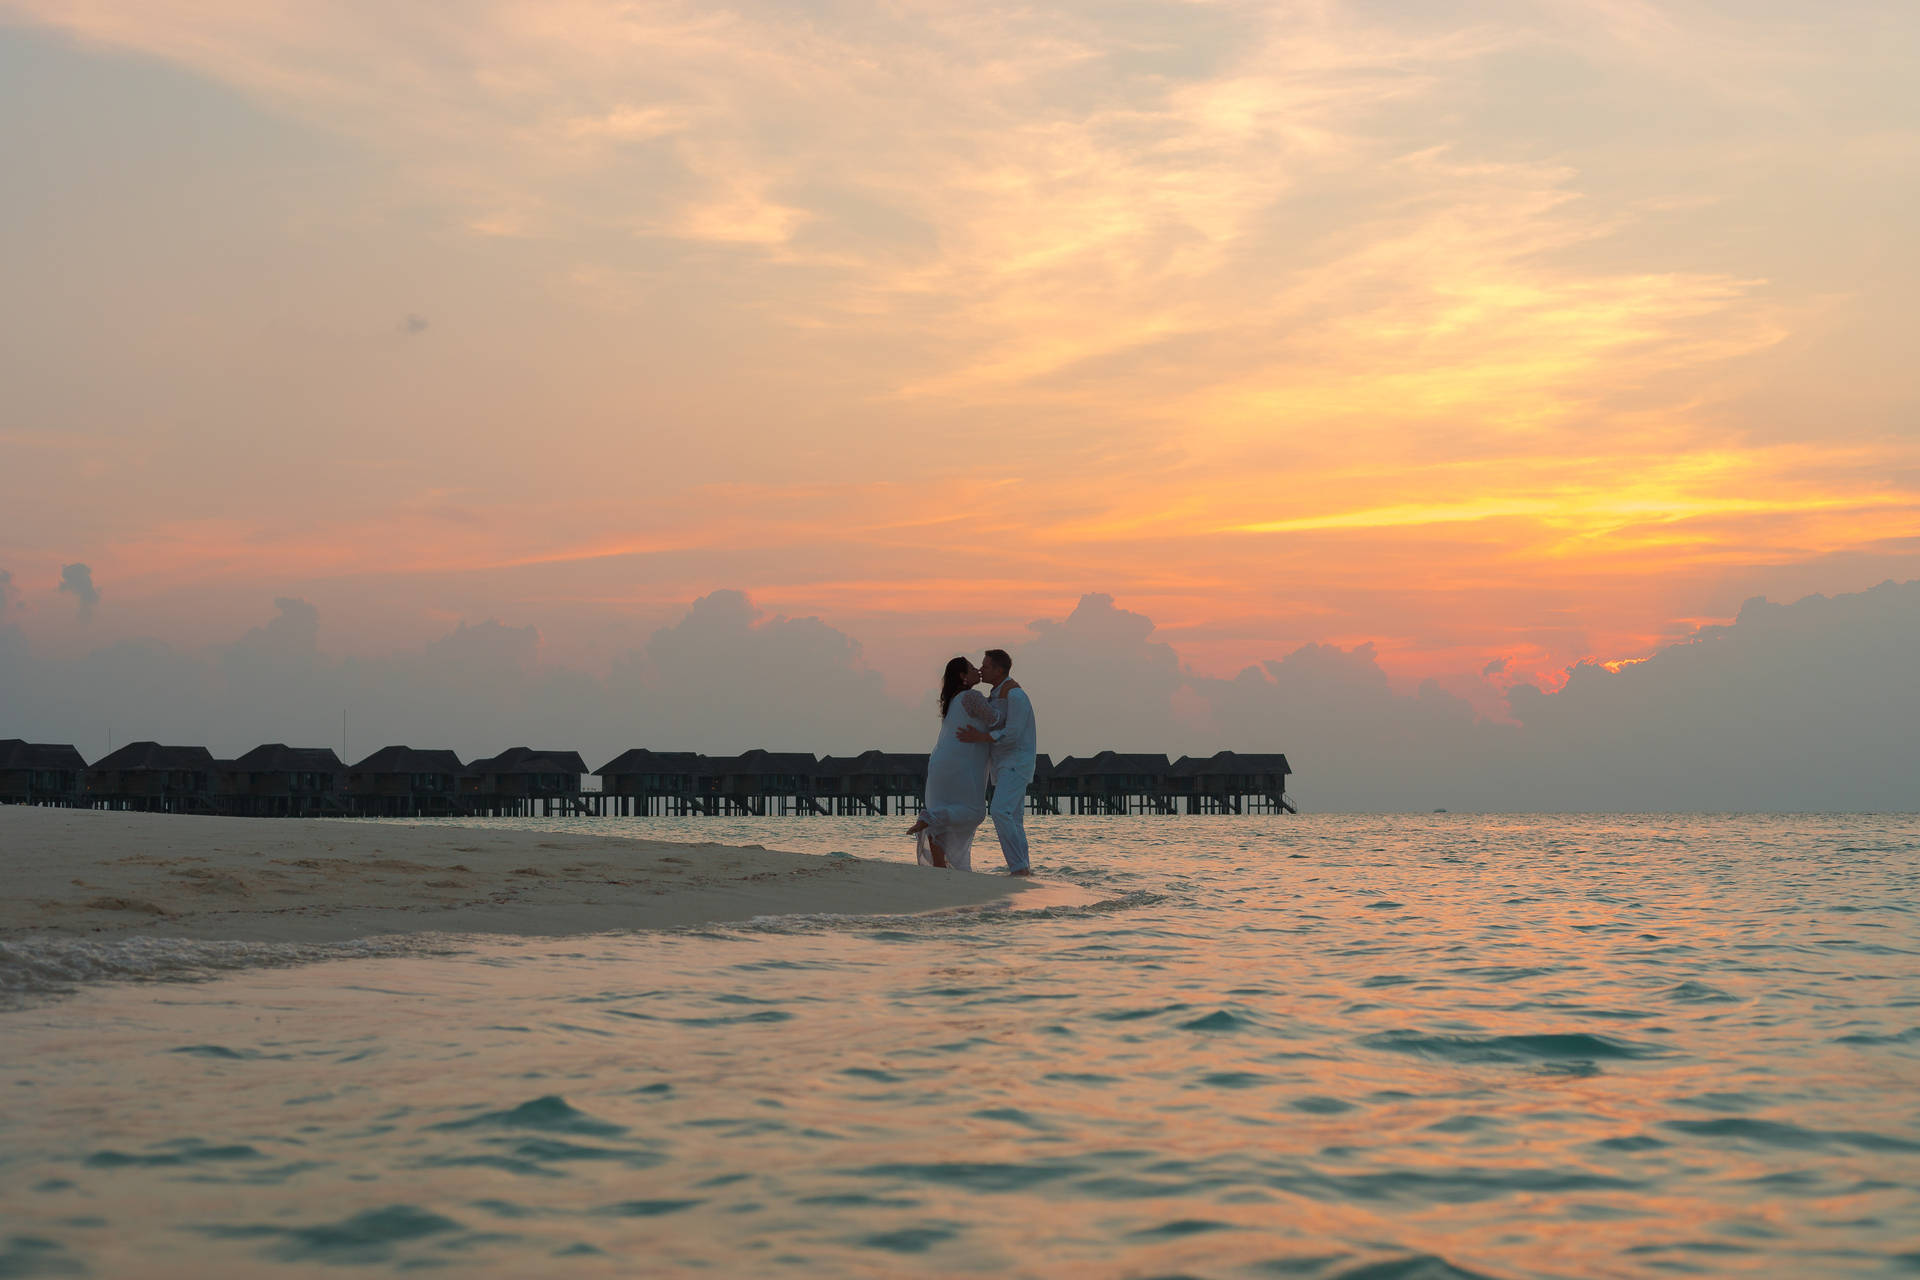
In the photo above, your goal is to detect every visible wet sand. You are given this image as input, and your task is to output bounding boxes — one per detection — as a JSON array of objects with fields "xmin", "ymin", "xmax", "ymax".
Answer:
[{"xmin": 0, "ymin": 807, "xmax": 1036, "ymax": 943}]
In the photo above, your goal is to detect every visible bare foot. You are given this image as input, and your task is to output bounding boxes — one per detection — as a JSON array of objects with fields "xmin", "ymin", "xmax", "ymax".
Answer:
[
  {"xmin": 1009, "ymin": 868, "xmax": 1032, "ymax": 877},
  {"xmin": 906, "ymin": 818, "xmax": 929, "ymax": 835}
]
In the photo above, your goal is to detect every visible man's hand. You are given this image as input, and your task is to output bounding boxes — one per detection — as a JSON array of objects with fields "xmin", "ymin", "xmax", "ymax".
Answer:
[{"xmin": 956, "ymin": 726, "xmax": 991, "ymax": 743}]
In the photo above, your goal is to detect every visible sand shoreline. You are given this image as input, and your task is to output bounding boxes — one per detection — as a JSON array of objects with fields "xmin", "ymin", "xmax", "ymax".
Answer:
[{"xmin": 0, "ymin": 807, "xmax": 1040, "ymax": 944}]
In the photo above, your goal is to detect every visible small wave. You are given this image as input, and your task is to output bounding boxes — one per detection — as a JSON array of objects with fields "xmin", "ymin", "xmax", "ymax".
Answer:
[
  {"xmin": 1127, "ymin": 1218, "xmax": 1233, "ymax": 1239},
  {"xmin": 1664, "ymin": 1117, "xmax": 1920, "ymax": 1153},
  {"xmin": 431, "ymin": 1095, "xmax": 625, "ymax": 1137},
  {"xmin": 0, "ymin": 934, "xmax": 455, "ymax": 1007},
  {"xmin": 590, "ymin": 1198, "xmax": 702, "ymax": 1217},
  {"xmin": 196, "ymin": 1204, "xmax": 465, "ymax": 1265},
  {"xmin": 86, "ymin": 1141, "xmax": 263, "ymax": 1169},
  {"xmin": 1280, "ymin": 1165, "xmax": 1643, "ymax": 1205},
  {"xmin": 1359, "ymin": 1029, "xmax": 1662, "ymax": 1064},
  {"xmin": 850, "ymin": 1160, "xmax": 1087, "ymax": 1192},
  {"xmin": 0, "ymin": 1236, "xmax": 87, "ymax": 1279},
  {"xmin": 1319, "ymin": 1255, "xmax": 1505, "ymax": 1280},
  {"xmin": 1834, "ymin": 1026, "xmax": 1920, "ymax": 1046},
  {"xmin": 734, "ymin": 884, "xmax": 1147, "ymax": 935},
  {"xmin": 1097, "ymin": 1002, "xmax": 1192, "ymax": 1022},
  {"xmin": 857, "ymin": 1225, "xmax": 958, "ymax": 1254}
]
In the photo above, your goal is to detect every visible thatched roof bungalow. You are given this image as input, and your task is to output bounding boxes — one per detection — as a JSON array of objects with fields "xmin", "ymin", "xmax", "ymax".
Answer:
[
  {"xmin": 465, "ymin": 747, "xmax": 589, "ymax": 799},
  {"xmin": 347, "ymin": 746, "xmax": 465, "ymax": 816},
  {"xmin": 596, "ymin": 750, "xmax": 712, "ymax": 799},
  {"xmin": 711, "ymin": 750, "xmax": 818, "ymax": 798},
  {"xmin": 1167, "ymin": 751, "xmax": 1291, "ymax": 795},
  {"xmin": 87, "ymin": 742, "xmax": 219, "ymax": 812},
  {"xmin": 223, "ymin": 744, "xmax": 347, "ymax": 816},
  {"xmin": 0, "ymin": 739, "xmax": 87, "ymax": 805},
  {"xmin": 1049, "ymin": 752, "xmax": 1172, "ymax": 795}
]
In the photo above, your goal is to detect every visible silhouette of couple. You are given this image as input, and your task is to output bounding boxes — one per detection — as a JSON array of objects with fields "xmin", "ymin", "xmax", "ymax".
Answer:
[{"xmin": 907, "ymin": 649, "xmax": 1036, "ymax": 875}]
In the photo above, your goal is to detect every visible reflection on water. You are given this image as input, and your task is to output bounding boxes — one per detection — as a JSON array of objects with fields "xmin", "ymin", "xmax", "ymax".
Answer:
[{"xmin": 3, "ymin": 813, "xmax": 1918, "ymax": 1278}]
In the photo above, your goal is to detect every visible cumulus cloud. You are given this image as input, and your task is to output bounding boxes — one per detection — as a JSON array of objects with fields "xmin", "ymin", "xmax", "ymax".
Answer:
[
  {"xmin": 0, "ymin": 589, "xmax": 909, "ymax": 763},
  {"xmin": 1503, "ymin": 581, "xmax": 1920, "ymax": 811},
  {"xmin": 1001, "ymin": 584, "xmax": 1918, "ymax": 812},
  {"xmin": 1016, "ymin": 593, "xmax": 1185, "ymax": 750},
  {"xmin": 634, "ymin": 590, "xmax": 909, "ymax": 752},
  {"xmin": 57, "ymin": 563, "xmax": 99, "ymax": 619},
  {"xmin": 227, "ymin": 596, "xmax": 321, "ymax": 665},
  {"xmin": 0, "ymin": 581, "xmax": 1912, "ymax": 811}
]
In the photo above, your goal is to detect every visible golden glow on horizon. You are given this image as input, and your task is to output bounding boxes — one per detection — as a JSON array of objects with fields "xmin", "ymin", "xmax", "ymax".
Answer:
[{"xmin": 0, "ymin": 0, "xmax": 1915, "ymax": 697}]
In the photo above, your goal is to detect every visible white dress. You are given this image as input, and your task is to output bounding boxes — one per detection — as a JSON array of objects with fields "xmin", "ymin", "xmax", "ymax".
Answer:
[{"xmin": 917, "ymin": 690, "xmax": 1000, "ymax": 871}]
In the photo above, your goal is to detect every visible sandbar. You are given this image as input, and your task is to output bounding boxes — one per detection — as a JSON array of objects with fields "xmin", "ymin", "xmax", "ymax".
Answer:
[{"xmin": 0, "ymin": 807, "xmax": 1038, "ymax": 943}]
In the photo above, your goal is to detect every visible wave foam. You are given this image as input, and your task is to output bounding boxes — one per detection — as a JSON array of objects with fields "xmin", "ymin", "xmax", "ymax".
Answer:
[{"xmin": 0, "ymin": 934, "xmax": 457, "ymax": 1007}]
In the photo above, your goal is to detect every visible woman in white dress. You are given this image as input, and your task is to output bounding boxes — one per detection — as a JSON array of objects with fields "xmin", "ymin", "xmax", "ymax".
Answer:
[{"xmin": 908, "ymin": 657, "xmax": 1001, "ymax": 870}]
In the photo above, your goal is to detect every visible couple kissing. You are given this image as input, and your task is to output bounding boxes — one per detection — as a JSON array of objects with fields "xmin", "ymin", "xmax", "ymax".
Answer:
[{"xmin": 908, "ymin": 648, "xmax": 1036, "ymax": 875}]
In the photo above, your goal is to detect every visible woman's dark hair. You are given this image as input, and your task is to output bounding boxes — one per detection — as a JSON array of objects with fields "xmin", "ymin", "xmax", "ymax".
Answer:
[{"xmin": 938, "ymin": 656, "xmax": 973, "ymax": 719}]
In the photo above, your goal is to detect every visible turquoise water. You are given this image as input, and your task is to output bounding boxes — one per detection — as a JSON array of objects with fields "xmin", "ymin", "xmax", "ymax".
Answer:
[{"xmin": 3, "ymin": 813, "xmax": 1917, "ymax": 1278}]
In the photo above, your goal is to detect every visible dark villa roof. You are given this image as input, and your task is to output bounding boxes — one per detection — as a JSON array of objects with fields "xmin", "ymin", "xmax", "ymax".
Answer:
[
  {"xmin": 811, "ymin": 751, "xmax": 929, "ymax": 779},
  {"xmin": 1053, "ymin": 752, "xmax": 1172, "ymax": 777},
  {"xmin": 596, "ymin": 750, "xmax": 709, "ymax": 776},
  {"xmin": 233, "ymin": 744, "xmax": 346, "ymax": 773},
  {"xmin": 717, "ymin": 749, "xmax": 820, "ymax": 775},
  {"xmin": 868, "ymin": 751, "xmax": 930, "ymax": 776},
  {"xmin": 469, "ymin": 747, "xmax": 589, "ymax": 776},
  {"xmin": 351, "ymin": 746, "xmax": 465, "ymax": 774},
  {"xmin": 1168, "ymin": 751, "xmax": 1292, "ymax": 777},
  {"xmin": 0, "ymin": 740, "xmax": 87, "ymax": 771},
  {"xmin": 90, "ymin": 742, "xmax": 217, "ymax": 772}
]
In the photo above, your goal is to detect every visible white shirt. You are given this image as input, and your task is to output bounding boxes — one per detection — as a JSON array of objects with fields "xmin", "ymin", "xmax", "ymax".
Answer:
[{"xmin": 987, "ymin": 679, "xmax": 1037, "ymax": 772}]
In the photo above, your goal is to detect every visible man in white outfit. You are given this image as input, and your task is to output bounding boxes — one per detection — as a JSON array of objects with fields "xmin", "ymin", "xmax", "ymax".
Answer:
[{"xmin": 956, "ymin": 648, "xmax": 1035, "ymax": 876}]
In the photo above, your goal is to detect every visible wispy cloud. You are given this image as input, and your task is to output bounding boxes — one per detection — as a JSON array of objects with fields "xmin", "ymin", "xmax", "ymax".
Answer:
[{"xmin": 4, "ymin": 0, "xmax": 1915, "ymax": 686}]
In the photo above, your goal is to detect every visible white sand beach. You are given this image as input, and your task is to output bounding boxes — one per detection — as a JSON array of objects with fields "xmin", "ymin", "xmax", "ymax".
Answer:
[{"xmin": 0, "ymin": 807, "xmax": 1039, "ymax": 943}]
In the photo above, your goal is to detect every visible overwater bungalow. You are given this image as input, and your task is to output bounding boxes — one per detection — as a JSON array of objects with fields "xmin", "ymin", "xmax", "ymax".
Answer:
[
  {"xmin": 1026, "ymin": 753, "xmax": 1058, "ymax": 812},
  {"xmin": 464, "ymin": 748, "xmax": 590, "ymax": 815},
  {"xmin": 86, "ymin": 742, "xmax": 220, "ymax": 813},
  {"xmin": 810, "ymin": 750, "xmax": 929, "ymax": 815},
  {"xmin": 221, "ymin": 744, "xmax": 348, "ymax": 817},
  {"xmin": 347, "ymin": 746, "xmax": 465, "ymax": 817},
  {"xmin": 0, "ymin": 740, "xmax": 88, "ymax": 806},
  {"xmin": 595, "ymin": 750, "xmax": 714, "ymax": 816},
  {"xmin": 1167, "ymin": 752, "xmax": 1294, "ymax": 813},
  {"xmin": 711, "ymin": 750, "xmax": 820, "ymax": 815},
  {"xmin": 1048, "ymin": 752, "xmax": 1175, "ymax": 813},
  {"xmin": 28, "ymin": 735, "xmax": 1295, "ymax": 820}
]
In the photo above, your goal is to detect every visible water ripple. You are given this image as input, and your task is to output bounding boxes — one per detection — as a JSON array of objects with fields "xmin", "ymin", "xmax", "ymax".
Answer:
[{"xmin": 5, "ymin": 812, "xmax": 1917, "ymax": 1278}]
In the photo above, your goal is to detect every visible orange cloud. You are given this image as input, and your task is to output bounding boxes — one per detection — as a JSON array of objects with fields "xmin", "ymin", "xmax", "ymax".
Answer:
[{"xmin": 1, "ymin": 0, "xmax": 1915, "ymax": 695}]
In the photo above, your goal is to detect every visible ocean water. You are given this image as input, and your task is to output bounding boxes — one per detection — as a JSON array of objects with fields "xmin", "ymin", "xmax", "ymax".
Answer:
[{"xmin": 2, "ymin": 813, "xmax": 1917, "ymax": 1279}]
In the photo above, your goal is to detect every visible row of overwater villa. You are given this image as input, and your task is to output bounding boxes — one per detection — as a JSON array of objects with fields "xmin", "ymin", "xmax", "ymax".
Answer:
[{"xmin": 0, "ymin": 740, "xmax": 1293, "ymax": 818}]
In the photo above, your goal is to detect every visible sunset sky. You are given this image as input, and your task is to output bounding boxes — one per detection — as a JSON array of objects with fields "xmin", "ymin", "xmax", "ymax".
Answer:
[{"xmin": 3, "ymin": 0, "xmax": 1916, "ymax": 709}]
